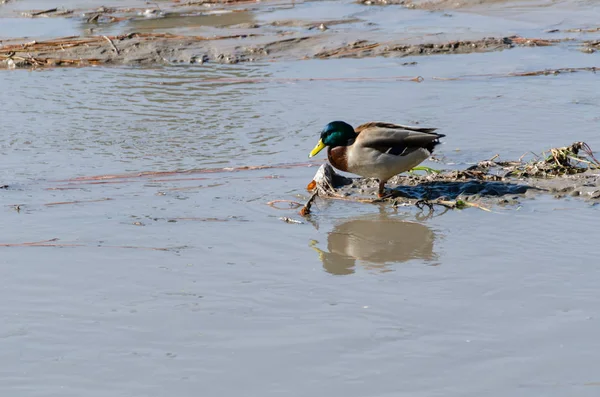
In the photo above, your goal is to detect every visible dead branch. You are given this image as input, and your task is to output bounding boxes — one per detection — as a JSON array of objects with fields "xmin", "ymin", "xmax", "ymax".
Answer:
[
  {"xmin": 30, "ymin": 8, "xmax": 58, "ymax": 16},
  {"xmin": 299, "ymin": 191, "xmax": 318, "ymax": 216},
  {"xmin": 102, "ymin": 35, "xmax": 120, "ymax": 55}
]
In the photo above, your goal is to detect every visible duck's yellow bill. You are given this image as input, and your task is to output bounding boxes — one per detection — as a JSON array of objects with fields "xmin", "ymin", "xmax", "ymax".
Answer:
[{"xmin": 309, "ymin": 139, "xmax": 326, "ymax": 158}]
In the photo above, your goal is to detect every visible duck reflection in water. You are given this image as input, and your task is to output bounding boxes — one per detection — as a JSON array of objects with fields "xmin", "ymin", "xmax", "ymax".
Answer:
[{"xmin": 310, "ymin": 214, "xmax": 438, "ymax": 275}]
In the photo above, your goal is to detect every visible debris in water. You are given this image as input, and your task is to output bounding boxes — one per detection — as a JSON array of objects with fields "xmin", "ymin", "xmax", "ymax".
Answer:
[
  {"xmin": 279, "ymin": 217, "xmax": 304, "ymax": 224},
  {"xmin": 267, "ymin": 200, "xmax": 303, "ymax": 210},
  {"xmin": 299, "ymin": 191, "xmax": 319, "ymax": 217},
  {"xmin": 44, "ymin": 198, "xmax": 113, "ymax": 206}
]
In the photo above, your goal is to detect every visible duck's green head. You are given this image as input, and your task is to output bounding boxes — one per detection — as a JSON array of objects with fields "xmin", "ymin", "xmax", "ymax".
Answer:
[{"xmin": 308, "ymin": 121, "xmax": 355, "ymax": 158}]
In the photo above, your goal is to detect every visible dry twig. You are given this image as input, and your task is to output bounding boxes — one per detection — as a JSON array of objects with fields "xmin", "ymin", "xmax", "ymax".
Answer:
[
  {"xmin": 102, "ymin": 35, "xmax": 120, "ymax": 54},
  {"xmin": 299, "ymin": 191, "xmax": 318, "ymax": 216}
]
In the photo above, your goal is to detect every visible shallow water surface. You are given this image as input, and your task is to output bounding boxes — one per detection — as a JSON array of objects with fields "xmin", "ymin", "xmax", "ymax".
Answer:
[
  {"xmin": 0, "ymin": 17, "xmax": 82, "ymax": 40},
  {"xmin": 2, "ymin": 10, "xmax": 600, "ymax": 397}
]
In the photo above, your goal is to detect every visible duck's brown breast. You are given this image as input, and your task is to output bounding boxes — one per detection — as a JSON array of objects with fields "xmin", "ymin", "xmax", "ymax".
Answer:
[{"xmin": 327, "ymin": 146, "xmax": 348, "ymax": 172}]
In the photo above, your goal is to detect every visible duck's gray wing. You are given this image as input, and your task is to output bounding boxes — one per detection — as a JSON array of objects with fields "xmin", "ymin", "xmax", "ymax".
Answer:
[
  {"xmin": 355, "ymin": 121, "xmax": 438, "ymax": 134},
  {"xmin": 356, "ymin": 124, "xmax": 444, "ymax": 155}
]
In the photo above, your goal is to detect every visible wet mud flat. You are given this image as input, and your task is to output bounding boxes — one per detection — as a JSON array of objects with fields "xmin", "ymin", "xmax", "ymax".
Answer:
[
  {"xmin": 1, "ymin": 0, "xmax": 600, "ymax": 68},
  {"xmin": 0, "ymin": 31, "xmax": 564, "ymax": 68}
]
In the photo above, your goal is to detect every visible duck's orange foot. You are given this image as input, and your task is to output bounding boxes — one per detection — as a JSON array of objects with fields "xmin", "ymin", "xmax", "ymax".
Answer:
[
  {"xmin": 377, "ymin": 191, "xmax": 394, "ymax": 199},
  {"xmin": 377, "ymin": 180, "xmax": 389, "ymax": 198}
]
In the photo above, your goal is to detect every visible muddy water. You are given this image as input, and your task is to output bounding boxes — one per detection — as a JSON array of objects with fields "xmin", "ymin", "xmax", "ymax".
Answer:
[
  {"xmin": 3, "ymin": 1, "xmax": 600, "ymax": 397},
  {"xmin": 3, "ymin": 50, "xmax": 600, "ymax": 397}
]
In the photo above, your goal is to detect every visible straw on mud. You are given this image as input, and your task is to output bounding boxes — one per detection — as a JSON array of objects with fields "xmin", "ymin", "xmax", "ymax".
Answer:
[
  {"xmin": 315, "ymin": 42, "xmax": 381, "ymax": 58},
  {"xmin": 0, "ymin": 32, "xmax": 260, "ymax": 68},
  {"xmin": 508, "ymin": 37, "xmax": 558, "ymax": 46},
  {"xmin": 0, "ymin": 33, "xmax": 248, "ymax": 52}
]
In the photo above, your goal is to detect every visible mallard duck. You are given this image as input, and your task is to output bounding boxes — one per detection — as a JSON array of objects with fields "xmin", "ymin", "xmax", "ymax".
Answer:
[{"xmin": 308, "ymin": 121, "xmax": 445, "ymax": 197}]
